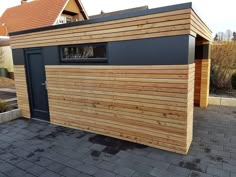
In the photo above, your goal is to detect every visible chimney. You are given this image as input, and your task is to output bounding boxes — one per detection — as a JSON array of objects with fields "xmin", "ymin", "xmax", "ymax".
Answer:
[{"xmin": 21, "ymin": 0, "xmax": 27, "ymax": 4}]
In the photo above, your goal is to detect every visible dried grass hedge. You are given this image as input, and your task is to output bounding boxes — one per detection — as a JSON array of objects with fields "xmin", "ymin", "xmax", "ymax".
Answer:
[{"xmin": 211, "ymin": 42, "xmax": 236, "ymax": 91}]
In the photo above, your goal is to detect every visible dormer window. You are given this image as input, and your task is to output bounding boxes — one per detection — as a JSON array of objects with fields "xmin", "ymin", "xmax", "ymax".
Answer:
[
  {"xmin": 58, "ymin": 15, "xmax": 73, "ymax": 24},
  {"xmin": 58, "ymin": 16, "xmax": 66, "ymax": 24},
  {"xmin": 66, "ymin": 17, "xmax": 72, "ymax": 23}
]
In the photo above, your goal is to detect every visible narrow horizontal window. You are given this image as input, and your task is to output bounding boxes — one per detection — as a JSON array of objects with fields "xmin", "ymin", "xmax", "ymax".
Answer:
[{"xmin": 60, "ymin": 43, "xmax": 107, "ymax": 63}]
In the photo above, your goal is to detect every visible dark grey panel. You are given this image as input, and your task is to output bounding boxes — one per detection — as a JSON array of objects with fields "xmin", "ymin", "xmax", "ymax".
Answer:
[
  {"xmin": 108, "ymin": 35, "xmax": 193, "ymax": 65},
  {"xmin": 42, "ymin": 46, "xmax": 60, "ymax": 65},
  {"xmin": 13, "ymin": 35, "xmax": 195, "ymax": 66},
  {"xmin": 195, "ymin": 44, "xmax": 210, "ymax": 59},
  {"xmin": 188, "ymin": 36, "xmax": 195, "ymax": 64},
  {"xmin": 203, "ymin": 44, "xmax": 211, "ymax": 59},
  {"xmin": 10, "ymin": 3, "xmax": 192, "ymax": 36},
  {"xmin": 12, "ymin": 49, "xmax": 25, "ymax": 65}
]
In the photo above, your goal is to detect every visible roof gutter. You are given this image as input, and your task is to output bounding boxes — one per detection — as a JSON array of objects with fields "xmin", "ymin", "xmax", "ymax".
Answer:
[
  {"xmin": 0, "ymin": 36, "xmax": 10, "ymax": 46},
  {"xmin": 0, "ymin": 36, "xmax": 10, "ymax": 40}
]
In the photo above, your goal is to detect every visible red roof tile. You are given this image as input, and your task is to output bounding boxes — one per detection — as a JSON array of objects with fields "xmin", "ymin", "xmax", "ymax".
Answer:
[
  {"xmin": 0, "ymin": 26, "xmax": 8, "ymax": 36},
  {"xmin": 0, "ymin": 0, "xmax": 68, "ymax": 35}
]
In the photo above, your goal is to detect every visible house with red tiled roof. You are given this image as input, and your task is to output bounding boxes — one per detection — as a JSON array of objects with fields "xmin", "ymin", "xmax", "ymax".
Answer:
[
  {"xmin": 0, "ymin": 0, "xmax": 88, "ymax": 79},
  {"xmin": 0, "ymin": 0, "xmax": 88, "ymax": 36}
]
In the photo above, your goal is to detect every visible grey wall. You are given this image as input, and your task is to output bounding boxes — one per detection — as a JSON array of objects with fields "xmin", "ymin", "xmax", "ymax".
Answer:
[
  {"xmin": 12, "ymin": 48, "xmax": 24, "ymax": 65},
  {"xmin": 108, "ymin": 35, "xmax": 195, "ymax": 65}
]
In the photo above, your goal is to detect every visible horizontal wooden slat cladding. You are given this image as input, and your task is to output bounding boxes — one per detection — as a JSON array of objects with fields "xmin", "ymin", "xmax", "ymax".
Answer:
[
  {"xmin": 10, "ymin": 9, "xmax": 193, "ymax": 49},
  {"xmin": 186, "ymin": 66, "xmax": 195, "ymax": 150},
  {"xmin": 46, "ymin": 64, "xmax": 195, "ymax": 154},
  {"xmin": 14, "ymin": 65, "xmax": 30, "ymax": 118},
  {"xmin": 194, "ymin": 60, "xmax": 201, "ymax": 104},
  {"xmin": 194, "ymin": 59, "xmax": 210, "ymax": 107},
  {"xmin": 190, "ymin": 10, "xmax": 212, "ymax": 41},
  {"xmin": 199, "ymin": 59, "xmax": 211, "ymax": 107}
]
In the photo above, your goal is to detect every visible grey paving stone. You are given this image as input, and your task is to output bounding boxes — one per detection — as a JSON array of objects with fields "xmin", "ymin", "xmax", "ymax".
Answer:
[
  {"xmin": 16, "ymin": 160, "xmax": 35, "ymax": 170},
  {"xmin": 39, "ymin": 170, "xmax": 61, "ymax": 177},
  {"xmin": 114, "ymin": 166, "xmax": 135, "ymax": 177},
  {"xmin": 90, "ymin": 143, "xmax": 105, "ymax": 151},
  {"xmin": 115, "ymin": 158, "xmax": 153, "ymax": 174},
  {"xmin": 152, "ymin": 161, "xmax": 170, "ymax": 170},
  {"xmin": 77, "ymin": 172, "xmax": 93, "ymax": 177},
  {"xmin": 0, "ymin": 172, "xmax": 7, "ymax": 177},
  {"xmin": 131, "ymin": 162, "xmax": 153, "ymax": 174},
  {"xmin": 132, "ymin": 171, "xmax": 154, "ymax": 177},
  {"xmin": 167, "ymin": 165, "xmax": 191, "ymax": 177},
  {"xmin": 4, "ymin": 167, "xmax": 27, "ymax": 177},
  {"xmin": 34, "ymin": 157, "xmax": 53, "ymax": 167},
  {"xmin": 22, "ymin": 173, "xmax": 36, "ymax": 177},
  {"xmin": 231, "ymin": 172, "xmax": 236, "ymax": 177},
  {"xmin": 0, "ymin": 107, "xmax": 234, "ymax": 177},
  {"xmin": 5, "ymin": 155, "xmax": 24, "ymax": 165},
  {"xmin": 223, "ymin": 163, "xmax": 236, "ymax": 172},
  {"xmin": 96, "ymin": 160, "xmax": 116, "ymax": 172},
  {"xmin": 189, "ymin": 171, "xmax": 213, "ymax": 177},
  {"xmin": 147, "ymin": 152, "xmax": 165, "ymax": 161},
  {"xmin": 74, "ymin": 163, "xmax": 98, "ymax": 175},
  {"xmin": 66, "ymin": 159, "xmax": 84, "ymax": 169},
  {"xmin": 151, "ymin": 168, "xmax": 177, "ymax": 177},
  {"xmin": 26, "ymin": 164, "xmax": 47, "ymax": 176},
  {"xmin": 46, "ymin": 162, "xmax": 66, "ymax": 173},
  {"xmin": 59, "ymin": 167, "xmax": 80, "ymax": 177},
  {"xmin": 93, "ymin": 169, "xmax": 117, "ymax": 177},
  {"xmin": 0, "ymin": 162, "xmax": 15, "ymax": 173},
  {"xmin": 116, "ymin": 151, "xmax": 131, "ymax": 158},
  {"xmin": 12, "ymin": 148, "xmax": 30, "ymax": 158},
  {"xmin": 206, "ymin": 167, "xmax": 230, "ymax": 177}
]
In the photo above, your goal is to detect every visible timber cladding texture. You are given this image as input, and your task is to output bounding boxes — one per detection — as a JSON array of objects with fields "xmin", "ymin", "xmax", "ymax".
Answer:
[
  {"xmin": 10, "ymin": 8, "xmax": 211, "ymax": 49},
  {"xmin": 45, "ymin": 64, "xmax": 195, "ymax": 154},
  {"xmin": 194, "ymin": 59, "xmax": 211, "ymax": 107},
  {"xmin": 14, "ymin": 65, "xmax": 30, "ymax": 118}
]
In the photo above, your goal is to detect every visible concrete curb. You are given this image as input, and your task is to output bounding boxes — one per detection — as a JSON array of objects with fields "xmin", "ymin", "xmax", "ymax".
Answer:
[
  {"xmin": 0, "ymin": 109, "xmax": 21, "ymax": 124},
  {"xmin": 0, "ymin": 88, "xmax": 16, "ymax": 93},
  {"xmin": 209, "ymin": 96, "xmax": 236, "ymax": 106}
]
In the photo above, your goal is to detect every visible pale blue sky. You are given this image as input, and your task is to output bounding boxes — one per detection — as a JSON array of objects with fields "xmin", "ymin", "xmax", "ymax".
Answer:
[{"xmin": 0, "ymin": 0, "xmax": 235, "ymax": 34}]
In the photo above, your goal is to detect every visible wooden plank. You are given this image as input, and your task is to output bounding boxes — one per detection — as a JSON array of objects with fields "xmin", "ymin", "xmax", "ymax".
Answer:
[
  {"xmin": 11, "ymin": 18, "xmax": 191, "ymax": 44},
  {"xmin": 190, "ymin": 10, "xmax": 212, "ymax": 41},
  {"xmin": 48, "ymin": 99, "xmax": 187, "ymax": 124},
  {"xmin": 45, "ymin": 64, "xmax": 194, "ymax": 154},
  {"xmin": 194, "ymin": 59, "xmax": 210, "ymax": 107},
  {"xmin": 191, "ymin": 10, "xmax": 212, "ymax": 35},
  {"xmin": 11, "ymin": 30, "xmax": 191, "ymax": 49},
  {"xmin": 46, "ymin": 64, "xmax": 193, "ymax": 70},
  {"xmin": 14, "ymin": 65, "xmax": 30, "ymax": 118},
  {"xmin": 48, "ymin": 94, "xmax": 187, "ymax": 120}
]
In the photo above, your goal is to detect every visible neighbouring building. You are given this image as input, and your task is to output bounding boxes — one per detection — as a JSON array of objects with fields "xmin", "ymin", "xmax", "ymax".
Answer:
[{"xmin": 0, "ymin": 0, "xmax": 88, "ymax": 78}]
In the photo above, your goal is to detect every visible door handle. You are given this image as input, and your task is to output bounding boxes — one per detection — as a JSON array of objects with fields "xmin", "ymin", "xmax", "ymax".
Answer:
[{"xmin": 41, "ymin": 81, "xmax": 47, "ymax": 90}]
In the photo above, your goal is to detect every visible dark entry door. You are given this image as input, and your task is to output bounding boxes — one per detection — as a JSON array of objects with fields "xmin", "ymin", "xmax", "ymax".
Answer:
[{"xmin": 25, "ymin": 49, "xmax": 50, "ymax": 121}]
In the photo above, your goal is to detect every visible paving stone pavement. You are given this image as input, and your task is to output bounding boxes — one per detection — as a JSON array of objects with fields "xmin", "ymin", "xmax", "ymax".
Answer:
[{"xmin": 0, "ymin": 105, "xmax": 235, "ymax": 177}]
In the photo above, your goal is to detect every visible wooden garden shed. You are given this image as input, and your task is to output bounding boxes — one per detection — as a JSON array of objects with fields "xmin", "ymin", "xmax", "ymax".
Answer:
[{"xmin": 10, "ymin": 3, "xmax": 212, "ymax": 154}]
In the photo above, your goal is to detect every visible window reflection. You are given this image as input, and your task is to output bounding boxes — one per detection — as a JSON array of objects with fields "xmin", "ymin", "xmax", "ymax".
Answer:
[{"xmin": 61, "ymin": 44, "xmax": 107, "ymax": 63}]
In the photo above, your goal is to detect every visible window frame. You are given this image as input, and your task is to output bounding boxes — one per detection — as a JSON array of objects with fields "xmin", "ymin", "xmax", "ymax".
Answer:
[{"xmin": 59, "ymin": 43, "xmax": 108, "ymax": 64}]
